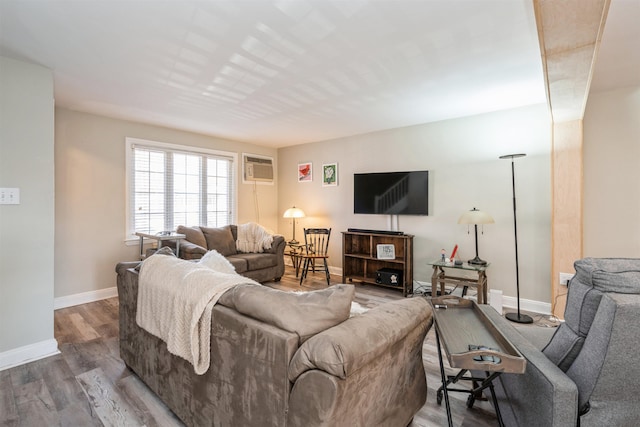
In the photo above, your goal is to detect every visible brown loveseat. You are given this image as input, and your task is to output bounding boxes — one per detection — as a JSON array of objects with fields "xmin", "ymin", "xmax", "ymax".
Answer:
[
  {"xmin": 116, "ymin": 260, "xmax": 433, "ymax": 427},
  {"xmin": 172, "ymin": 224, "xmax": 285, "ymax": 283}
]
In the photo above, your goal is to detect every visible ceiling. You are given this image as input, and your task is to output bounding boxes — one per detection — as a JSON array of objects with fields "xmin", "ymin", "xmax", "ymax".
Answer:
[{"xmin": 0, "ymin": 1, "xmax": 637, "ymax": 148}]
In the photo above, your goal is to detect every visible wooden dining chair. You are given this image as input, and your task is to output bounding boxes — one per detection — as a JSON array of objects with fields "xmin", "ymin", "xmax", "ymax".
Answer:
[{"xmin": 299, "ymin": 228, "xmax": 331, "ymax": 286}]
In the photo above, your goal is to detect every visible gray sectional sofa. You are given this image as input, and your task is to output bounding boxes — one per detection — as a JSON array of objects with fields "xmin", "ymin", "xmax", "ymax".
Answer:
[
  {"xmin": 116, "ymin": 260, "xmax": 433, "ymax": 427},
  {"xmin": 480, "ymin": 258, "xmax": 640, "ymax": 427},
  {"xmin": 170, "ymin": 224, "xmax": 285, "ymax": 283}
]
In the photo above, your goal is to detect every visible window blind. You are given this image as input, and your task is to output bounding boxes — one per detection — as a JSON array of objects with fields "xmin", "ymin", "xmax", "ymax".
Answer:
[{"xmin": 126, "ymin": 138, "xmax": 236, "ymax": 237}]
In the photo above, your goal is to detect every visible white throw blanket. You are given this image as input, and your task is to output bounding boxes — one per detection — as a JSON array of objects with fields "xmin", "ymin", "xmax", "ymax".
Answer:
[
  {"xmin": 236, "ymin": 222, "xmax": 274, "ymax": 253},
  {"xmin": 137, "ymin": 254, "xmax": 259, "ymax": 375}
]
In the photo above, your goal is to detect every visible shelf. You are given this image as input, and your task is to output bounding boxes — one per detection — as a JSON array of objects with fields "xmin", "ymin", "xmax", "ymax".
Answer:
[
  {"xmin": 344, "ymin": 253, "xmax": 404, "ymax": 263},
  {"xmin": 345, "ymin": 275, "xmax": 405, "ymax": 291},
  {"xmin": 342, "ymin": 231, "xmax": 414, "ymax": 297}
]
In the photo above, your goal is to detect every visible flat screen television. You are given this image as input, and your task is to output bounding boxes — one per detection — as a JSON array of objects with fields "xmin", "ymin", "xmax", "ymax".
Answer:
[{"xmin": 354, "ymin": 171, "xmax": 429, "ymax": 215}]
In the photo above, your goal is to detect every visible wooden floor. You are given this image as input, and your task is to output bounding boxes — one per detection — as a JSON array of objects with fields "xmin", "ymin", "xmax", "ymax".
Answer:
[{"xmin": 0, "ymin": 266, "xmax": 506, "ymax": 427}]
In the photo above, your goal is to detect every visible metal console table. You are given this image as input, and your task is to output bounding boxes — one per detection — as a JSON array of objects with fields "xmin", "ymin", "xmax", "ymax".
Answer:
[{"xmin": 429, "ymin": 296, "xmax": 526, "ymax": 427}]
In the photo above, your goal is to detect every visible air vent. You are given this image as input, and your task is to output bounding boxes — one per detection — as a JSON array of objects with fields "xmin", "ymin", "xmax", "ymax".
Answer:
[{"xmin": 243, "ymin": 154, "xmax": 274, "ymax": 184}]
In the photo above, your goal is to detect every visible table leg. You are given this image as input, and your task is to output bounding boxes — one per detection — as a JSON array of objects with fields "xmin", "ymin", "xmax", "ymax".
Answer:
[
  {"xmin": 477, "ymin": 271, "xmax": 487, "ymax": 304},
  {"xmin": 486, "ymin": 373, "xmax": 505, "ymax": 427},
  {"xmin": 483, "ymin": 271, "xmax": 488, "ymax": 305},
  {"xmin": 438, "ymin": 267, "xmax": 446, "ymax": 296},
  {"xmin": 435, "ymin": 329, "xmax": 454, "ymax": 427},
  {"xmin": 138, "ymin": 236, "xmax": 144, "ymax": 260},
  {"xmin": 431, "ymin": 266, "xmax": 438, "ymax": 297}
]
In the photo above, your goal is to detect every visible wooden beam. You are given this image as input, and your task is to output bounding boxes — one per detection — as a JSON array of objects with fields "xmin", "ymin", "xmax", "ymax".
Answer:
[{"xmin": 532, "ymin": 0, "xmax": 610, "ymax": 318}]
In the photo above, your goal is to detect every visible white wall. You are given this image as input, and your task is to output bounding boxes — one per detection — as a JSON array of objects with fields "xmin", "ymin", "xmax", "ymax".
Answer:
[
  {"xmin": 0, "ymin": 57, "xmax": 57, "ymax": 364},
  {"xmin": 583, "ymin": 85, "xmax": 640, "ymax": 257},
  {"xmin": 54, "ymin": 108, "xmax": 279, "ymax": 299},
  {"xmin": 278, "ymin": 104, "xmax": 552, "ymax": 304}
]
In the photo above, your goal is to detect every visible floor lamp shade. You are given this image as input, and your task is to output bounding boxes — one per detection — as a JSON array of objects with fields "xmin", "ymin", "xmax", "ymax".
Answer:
[
  {"xmin": 283, "ymin": 206, "xmax": 305, "ymax": 244},
  {"xmin": 499, "ymin": 153, "xmax": 533, "ymax": 324},
  {"xmin": 458, "ymin": 207, "xmax": 494, "ymax": 265}
]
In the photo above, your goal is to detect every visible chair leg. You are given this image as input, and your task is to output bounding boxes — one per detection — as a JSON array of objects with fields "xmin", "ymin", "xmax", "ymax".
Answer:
[
  {"xmin": 324, "ymin": 259, "xmax": 330, "ymax": 286},
  {"xmin": 299, "ymin": 258, "xmax": 309, "ymax": 286}
]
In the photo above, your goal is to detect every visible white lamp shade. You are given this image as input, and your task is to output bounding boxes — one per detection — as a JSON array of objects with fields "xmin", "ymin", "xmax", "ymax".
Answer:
[
  {"xmin": 283, "ymin": 207, "xmax": 305, "ymax": 219},
  {"xmin": 458, "ymin": 208, "xmax": 494, "ymax": 225}
]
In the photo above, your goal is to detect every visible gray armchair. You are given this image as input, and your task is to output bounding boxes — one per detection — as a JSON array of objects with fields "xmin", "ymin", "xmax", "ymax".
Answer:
[{"xmin": 479, "ymin": 258, "xmax": 640, "ymax": 427}]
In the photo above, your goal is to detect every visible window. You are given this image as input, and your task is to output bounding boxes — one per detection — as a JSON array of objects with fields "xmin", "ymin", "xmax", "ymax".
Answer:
[{"xmin": 126, "ymin": 138, "xmax": 237, "ymax": 239}]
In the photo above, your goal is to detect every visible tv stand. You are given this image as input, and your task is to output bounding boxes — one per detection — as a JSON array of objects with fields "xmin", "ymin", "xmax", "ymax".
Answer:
[
  {"xmin": 342, "ymin": 230, "xmax": 413, "ymax": 296},
  {"xmin": 347, "ymin": 228, "xmax": 404, "ymax": 236}
]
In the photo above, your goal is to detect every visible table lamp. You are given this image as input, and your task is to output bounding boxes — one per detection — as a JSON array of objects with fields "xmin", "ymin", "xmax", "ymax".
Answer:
[
  {"xmin": 458, "ymin": 207, "xmax": 494, "ymax": 265},
  {"xmin": 283, "ymin": 206, "xmax": 305, "ymax": 244}
]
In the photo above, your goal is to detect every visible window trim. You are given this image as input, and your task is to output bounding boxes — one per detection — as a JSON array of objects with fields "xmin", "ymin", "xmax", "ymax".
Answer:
[{"xmin": 124, "ymin": 137, "xmax": 238, "ymax": 243}]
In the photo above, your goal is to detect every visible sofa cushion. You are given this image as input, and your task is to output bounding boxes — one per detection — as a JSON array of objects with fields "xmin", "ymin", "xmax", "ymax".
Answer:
[
  {"xmin": 542, "ymin": 323, "xmax": 585, "ymax": 372},
  {"xmin": 226, "ymin": 256, "xmax": 248, "ymax": 273},
  {"xmin": 229, "ymin": 253, "xmax": 277, "ymax": 271},
  {"xmin": 177, "ymin": 225, "xmax": 207, "ymax": 249},
  {"xmin": 198, "ymin": 250, "xmax": 236, "ymax": 274},
  {"xmin": 201, "ymin": 225, "xmax": 237, "ymax": 256},
  {"xmin": 220, "ymin": 284, "xmax": 354, "ymax": 342},
  {"xmin": 575, "ymin": 258, "xmax": 640, "ymax": 294}
]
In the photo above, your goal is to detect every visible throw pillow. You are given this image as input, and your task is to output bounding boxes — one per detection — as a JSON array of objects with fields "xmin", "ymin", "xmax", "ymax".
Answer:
[
  {"xmin": 225, "ymin": 284, "xmax": 355, "ymax": 342},
  {"xmin": 198, "ymin": 250, "xmax": 236, "ymax": 274},
  {"xmin": 201, "ymin": 225, "xmax": 237, "ymax": 256},
  {"xmin": 177, "ymin": 225, "xmax": 207, "ymax": 249}
]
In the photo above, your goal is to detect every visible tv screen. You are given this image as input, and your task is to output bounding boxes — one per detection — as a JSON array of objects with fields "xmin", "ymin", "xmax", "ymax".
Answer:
[{"xmin": 354, "ymin": 171, "xmax": 429, "ymax": 215}]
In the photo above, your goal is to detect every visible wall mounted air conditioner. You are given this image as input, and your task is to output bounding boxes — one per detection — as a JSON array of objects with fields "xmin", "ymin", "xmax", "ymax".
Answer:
[{"xmin": 242, "ymin": 153, "xmax": 274, "ymax": 184}]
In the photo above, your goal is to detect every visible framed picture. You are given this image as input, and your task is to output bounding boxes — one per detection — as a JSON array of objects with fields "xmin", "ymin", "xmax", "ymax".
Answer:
[
  {"xmin": 322, "ymin": 163, "xmax": 338, "ymax": 186},
  {"xmin": 298, "ymin": 162, "xmax": 312, "ymax": 182},
  {"xmin": 376, "ymin": 244, "xmax": 396, "ymax": 259}
]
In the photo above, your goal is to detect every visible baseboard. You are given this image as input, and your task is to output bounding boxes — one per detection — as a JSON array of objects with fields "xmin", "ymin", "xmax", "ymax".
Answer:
[
  {"xmin": 54, "ymin": 286, "xmax": 118, "ymax": 310},
  {"xmin": 290, "ymin": 266, "xmax": 553, "ymax": 314},
  {"xmin": 284, "ymin": 261, "xmax": 343, "ymax": 278},
  {"xmin": 0, "ymin": 338, "xmax": 60, "ymax": 372},
  {"xmin": 415, "ymin": 280, "xmax": 551, "ymax": 314},
  {"xmin": 502, "ymin": 295, "xmax": 551, "ymax": 315}
]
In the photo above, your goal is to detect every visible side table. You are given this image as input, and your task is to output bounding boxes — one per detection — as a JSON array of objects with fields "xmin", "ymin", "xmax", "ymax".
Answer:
[
  {"xmin": 429, "ymin": 261, "xmax": 489, "ymax": 304},
  {"xmin": 135, "ymin": 232, "xmax": 186, "ymax": 260},
  {"xmin": 286, "ymin": 242, "xmax": 307, "ymax": 277}
]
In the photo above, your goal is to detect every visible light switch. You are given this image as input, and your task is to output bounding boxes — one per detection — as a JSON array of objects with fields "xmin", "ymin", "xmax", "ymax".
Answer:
[{"xmin": 0, "ymin": 188, "xmax": 20, "ymax": 205}]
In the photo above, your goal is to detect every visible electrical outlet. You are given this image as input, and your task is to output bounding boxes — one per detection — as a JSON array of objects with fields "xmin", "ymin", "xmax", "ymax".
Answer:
[{"xmin": 559, "ymin": 272, "xmax": 573, "ymax": 286}]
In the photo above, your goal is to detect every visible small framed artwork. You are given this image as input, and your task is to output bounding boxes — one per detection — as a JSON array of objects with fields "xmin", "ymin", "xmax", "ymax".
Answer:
[
  {"xmin": 298, "ymin": 162, "xmax": 312, "ymax": 182},
  {"xmin": 376, "ymin": 244, "xmax": 396, "ymax": 259},
  {"xmin": 322, "ymin": 163, "xmax": 338, "ymax": 187}
]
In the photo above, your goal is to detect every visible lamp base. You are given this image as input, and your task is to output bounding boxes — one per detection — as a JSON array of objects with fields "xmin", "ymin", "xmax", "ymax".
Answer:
[
  {"xmin": 288, "ymin": 239, "xmax": 300, "ymax": 245},
  {"xmin": 505, "ymin": 312, "xmax": 533, "ymax": 324},
  {"xmin": 467, "ymin": 256, "xmax": 488, "ymax": 265}
]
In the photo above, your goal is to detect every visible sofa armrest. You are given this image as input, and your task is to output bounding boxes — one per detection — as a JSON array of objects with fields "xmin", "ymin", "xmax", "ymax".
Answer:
[
  {"xmin": 479, "ymin": 305, "xmax": 578, "ymax": 427},
  {"xmin": 288, "ymin": 298, "xmax": 432, "ymax": 381},
  {"xmin": 116, "ymin": 261, "xmax": 140, "ymax": 275},
  {"xmin": 287, "ymin": 297, "xmax": 432, "ymax": 427},
  {"xmin": 178, "ymin": 240, "xmax": 207, "ymax": 259},
  {"xmin": 268, "ymin": 235, "xmax": 286, "ymax": 255},
  {"xmin": 566, "ymin": 293, "xmax": 640, "ymax": 426}
]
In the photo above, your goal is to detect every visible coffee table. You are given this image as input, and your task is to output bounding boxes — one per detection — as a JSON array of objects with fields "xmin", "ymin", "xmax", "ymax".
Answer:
[{"xmin": 429, "ymin": 296, "xmax": 526, "ymax": 427}]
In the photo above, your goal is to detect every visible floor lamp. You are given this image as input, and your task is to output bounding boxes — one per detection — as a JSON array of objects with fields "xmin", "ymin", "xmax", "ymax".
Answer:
[{"xmin": 500, "ymin": 153, "xmax": 533, "ymax": 324}]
